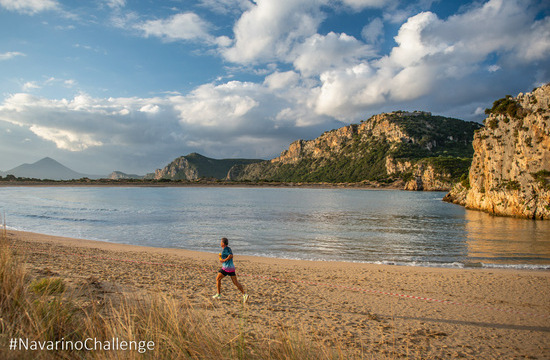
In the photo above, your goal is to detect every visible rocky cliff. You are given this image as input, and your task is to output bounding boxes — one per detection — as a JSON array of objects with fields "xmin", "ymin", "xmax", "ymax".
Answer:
[
  {"xmin": 444, "ymin": 84, "xmax": 550, "ymax": 219},
  {"xmin": 229, "ymin": 111, "xmax": 481, "ymax": 189},
  {"xmin": 153, "ymin": 152, "xmax": 261, "ymax": 180}
]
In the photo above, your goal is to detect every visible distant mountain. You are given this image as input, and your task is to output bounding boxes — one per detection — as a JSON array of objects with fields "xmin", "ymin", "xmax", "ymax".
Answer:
[
  {"xmin": 2, "ymin": 157, "xmax": 99, "ymax": 180},
  {"xmin": 151, "ymin": 152, "xmax": 263, "ymax": 180}
]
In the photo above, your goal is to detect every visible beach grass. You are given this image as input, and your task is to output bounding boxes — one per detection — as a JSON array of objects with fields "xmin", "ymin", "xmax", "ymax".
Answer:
[{"xmin": 0, "ymin": 237, "xmax": 346, "ymax": 360}]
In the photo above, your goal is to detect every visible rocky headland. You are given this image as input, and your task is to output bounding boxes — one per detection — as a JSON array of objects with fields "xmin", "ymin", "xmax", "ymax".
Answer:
[
  {"xmin": 229, "ymin": 111, "xmax": 481, "ymax": 190},
  {"xmin": 444, "ymin": 84, "xmax": 550, "ymax": 219}
]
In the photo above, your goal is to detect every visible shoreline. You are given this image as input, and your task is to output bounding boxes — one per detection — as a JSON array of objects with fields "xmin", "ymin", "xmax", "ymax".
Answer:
[
  {"xmin": 0, "ymin": 179, "xmax": 415, "ymax": 191},
  {"xmin": 5, "ymin": 228, "xmax": 550, "ymax": 358},
  {"xmin": 6, "ymin": 227, "xmax": 549, "ymax": 271}
]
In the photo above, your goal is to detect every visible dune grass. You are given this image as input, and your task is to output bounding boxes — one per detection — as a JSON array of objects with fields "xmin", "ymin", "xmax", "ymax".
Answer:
[{"xmin": 0, "ymin": 230, "xmax": 344, "ymax": 360}]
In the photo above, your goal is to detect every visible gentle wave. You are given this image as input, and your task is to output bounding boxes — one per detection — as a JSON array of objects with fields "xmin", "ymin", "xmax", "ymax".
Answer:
[{"xmin": 24, "ymin": 214, "xmax": 106, "ymax": 223}]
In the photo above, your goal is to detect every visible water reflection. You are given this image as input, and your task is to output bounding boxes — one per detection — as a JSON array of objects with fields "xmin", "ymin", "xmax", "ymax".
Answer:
[{"xmin": 465, "ymin": 210, "xmax": 550, "ymax": 265}]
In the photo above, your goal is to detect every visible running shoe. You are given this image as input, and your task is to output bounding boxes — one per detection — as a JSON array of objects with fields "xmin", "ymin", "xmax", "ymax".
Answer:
[
  {"xmin": 212, "ymin": 293, "xmax": 221, "ymax": 299},
  {"xmin": 243, "ymin": 294, "xmax": 249, "ymax": 303}
]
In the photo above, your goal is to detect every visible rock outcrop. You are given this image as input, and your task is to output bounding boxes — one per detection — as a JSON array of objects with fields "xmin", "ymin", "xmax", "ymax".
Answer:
[
  {"xmin": 108, "ymin": 171, "xmax": 143, "ymax": 180},
  {"xmin": 444, "ymin": 84, "xmax": 550, "ymax": 219},
  {"xmin": 229, "ymin": 111, "xmax": 480, "ymax": 189},
  {"xmin": 154, "ymin": 156, "xmax": 200, "ymax": 180}
]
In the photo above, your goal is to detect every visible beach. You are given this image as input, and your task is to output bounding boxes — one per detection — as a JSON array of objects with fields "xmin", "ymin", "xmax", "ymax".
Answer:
[{"xmin": 6, "ymin": 229, "xmax": 550, "ymax": 359}]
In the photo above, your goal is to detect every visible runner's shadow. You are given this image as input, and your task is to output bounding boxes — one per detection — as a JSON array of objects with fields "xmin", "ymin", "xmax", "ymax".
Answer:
[
  {"xmin": 266, "ymin": 304, "xmax": 550, "ymax": 333},
  {"xmin": 381, "ymin": 315, "xmax": 550, "ymax": 333}
]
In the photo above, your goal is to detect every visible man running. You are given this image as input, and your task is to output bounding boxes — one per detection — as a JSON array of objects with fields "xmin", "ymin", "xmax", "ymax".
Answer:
[{"xmin": 212, "ymin": 237, "xmax": 249, "ymax": 303}]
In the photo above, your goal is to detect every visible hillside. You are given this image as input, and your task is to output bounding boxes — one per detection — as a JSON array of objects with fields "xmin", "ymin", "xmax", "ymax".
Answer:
[
  {"xmin": 0, "ymin": 157, "xmax": 95, "ymax": 180},
  {"xmin": 444, "ymin": 84, "xmax": 550, "ymax": 219},
  {"xmin": 229, "ymin": 111, "xmax": 481, "ymax": 190},
  {"xmin": 151, "ymin": 153, "xmax": 262, "ymax": 180}
]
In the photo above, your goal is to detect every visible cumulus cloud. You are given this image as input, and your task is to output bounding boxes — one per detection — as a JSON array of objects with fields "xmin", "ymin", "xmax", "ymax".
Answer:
[
  {"xmin": 311, "ymin": 0, "xmax": 550, "ymax": 120},
  {"xmin": 222, "ymin": 0, "xmax": 326, "ymax": 64},
  {"xmin": 170, "ymin": 82, "xmax": 260, "ymax": 128},
  {"xmin": 292, "ymin": 32, "xmax": 376, "ymax": 77},
  {"xmin": 0, "ymin": 93, "xmax": 174, "ymax": 151},
  {"xmin": 28, "ymin": 125, "xmax": 103, "ymax": 151},
  {"xmin": 264, "ymin": 71, "xmax": 300, "ymax": 90}
]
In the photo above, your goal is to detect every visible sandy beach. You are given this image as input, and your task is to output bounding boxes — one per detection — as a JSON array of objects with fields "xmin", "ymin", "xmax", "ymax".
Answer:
[{"xmin": 6, "ymin": 229, "xmax": 550, "ymax": 359}]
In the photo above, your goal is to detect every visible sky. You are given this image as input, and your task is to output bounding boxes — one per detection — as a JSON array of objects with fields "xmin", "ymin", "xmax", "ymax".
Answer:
[{"xmin": 0, "ymin": 0, "xmax": 549, "ymax": 175}]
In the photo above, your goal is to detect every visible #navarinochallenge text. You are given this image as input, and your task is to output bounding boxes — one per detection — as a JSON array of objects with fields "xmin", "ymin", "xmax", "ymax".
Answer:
[{"xmin": 9, "ymin": 337, "xmax": 155, "ymax": 354}]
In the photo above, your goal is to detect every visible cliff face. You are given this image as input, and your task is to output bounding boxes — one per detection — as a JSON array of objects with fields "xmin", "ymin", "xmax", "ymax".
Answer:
[
  {"xmin": 444, "ymin": 84, "xmax": 550, "ymax": 219},
  {"xmin": 154, "ymin": 156, "xmax": 199, "ymax": 180},
  {"xmin": 230, "ymin": 111, "xmax": 480, "ymax": 189}
]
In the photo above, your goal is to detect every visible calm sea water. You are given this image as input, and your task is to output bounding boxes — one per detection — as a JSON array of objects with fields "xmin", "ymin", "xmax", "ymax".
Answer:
[{"xmin": 1, "ymin": 186, "xmax": 549, "ymax": 269}]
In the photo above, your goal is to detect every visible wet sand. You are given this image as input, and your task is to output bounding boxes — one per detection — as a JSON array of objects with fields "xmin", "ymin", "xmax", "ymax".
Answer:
[{"xmin": 6, "ymin": 229, "xmax": 550, "ymax": 359}]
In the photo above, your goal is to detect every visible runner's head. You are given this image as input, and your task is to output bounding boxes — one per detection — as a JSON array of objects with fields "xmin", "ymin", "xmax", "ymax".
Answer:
[{"xmin": 221, "ymin": 237, "xmax": 229, "ymax": 247}]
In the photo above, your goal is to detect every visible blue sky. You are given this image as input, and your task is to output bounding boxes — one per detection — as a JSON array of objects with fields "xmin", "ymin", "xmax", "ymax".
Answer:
[{"xmin": 1, "ymin": 0, "xmax": 549, "ymax": 175}]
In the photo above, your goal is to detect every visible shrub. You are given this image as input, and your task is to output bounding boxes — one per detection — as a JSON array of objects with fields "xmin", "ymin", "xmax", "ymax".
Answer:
[
  {"xmin": 485, "ymin": 95, "xmax": 526, "ymax": 118},
  {"xmin": 30, "ymin": 277, "xmax": 66, "ymax": 295}
]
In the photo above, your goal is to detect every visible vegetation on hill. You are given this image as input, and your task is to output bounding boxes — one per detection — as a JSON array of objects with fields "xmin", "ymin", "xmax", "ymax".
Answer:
[
  {"xmin": 230, "ymin": 112, "xmax": 481, "ymax": 187},
  {"xmin": 152, "ymin": 152, "xmax": 262, "ymax": 180}
]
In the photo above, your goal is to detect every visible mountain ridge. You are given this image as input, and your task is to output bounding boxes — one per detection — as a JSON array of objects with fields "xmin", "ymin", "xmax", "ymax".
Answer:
[{"xmin": 228, "ymin": 111, "xmax": 481, "ymax": 190}]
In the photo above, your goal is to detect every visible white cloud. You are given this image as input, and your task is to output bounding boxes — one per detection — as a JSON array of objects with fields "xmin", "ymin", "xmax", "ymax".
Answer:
[
  {"xmin": 0, "ymin": 0, "xmax": 58, "ymax": 14},
  {"xmin": 515, "ymin": 16, "xmax": 550, "ymax": 62},
  {"xmin": 28, "ymin": 125, "xmax": 103, "ymax": 151},
  {"xmin": 264, "ymin": 71, "xmax": 300, "ymax": 90},
  {"xmin": 222, "ymin": 0, "xmax": 326, "ymax": 64},
  {"xmin": 22, "ymin": 82, "xmax": 40, "ymax": 91},
  {"xmin": 0, "ymin": 51, "xmax": 25, "ymax": 60},
  {"xmin": 137, "ymin": 12, "xmax": 219, "ymax": 44},
  {"xmin": 292, "ymin": 32, "xmax": 375, "ymax": 77},
  {"xmin": 362, "ymin": 18, "xmax": 384, "ymax": 44},
  {"xmin": 311, "ymin": 0, "xmax": 550, "ymax": 120},
  {"xmin": 171, "ymin": 82, "xmax": 259, "ymax": 127},
  {"xmin": 139, "ymin": 104, "xmax": 160, "ymax": 114},
  {"xmin": 0, "ymin": 93, "xmax": 174, "ymax": 152}
]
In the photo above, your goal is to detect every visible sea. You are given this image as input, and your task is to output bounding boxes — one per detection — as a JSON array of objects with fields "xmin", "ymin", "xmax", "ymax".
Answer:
[{"xmin": 1, "ymin": 186, "xmax": 549, "ymax": 270}]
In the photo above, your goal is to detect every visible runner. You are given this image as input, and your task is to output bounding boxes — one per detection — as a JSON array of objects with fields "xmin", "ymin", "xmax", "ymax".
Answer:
[{"xmin": 212, "ymin": 237, "xmax": 249, "ymax": 303}]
